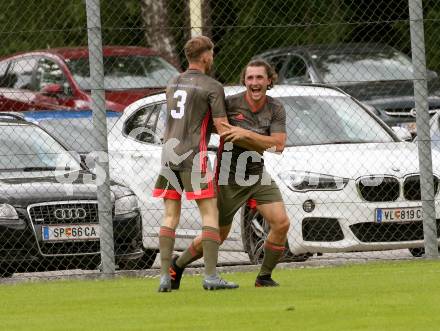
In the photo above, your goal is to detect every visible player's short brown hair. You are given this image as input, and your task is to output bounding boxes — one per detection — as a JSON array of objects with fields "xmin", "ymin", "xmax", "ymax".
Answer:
[
  {"xmin": 240, "ymin": 59, "xmax": 278, "ymax": 90},
  {"xmin": 184, "ymin": 36, "xmax": 214, "ymax": 63}
]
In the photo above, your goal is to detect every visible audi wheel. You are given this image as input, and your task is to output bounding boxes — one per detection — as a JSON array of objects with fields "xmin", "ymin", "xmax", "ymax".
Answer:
[{"xmin": 241, "ymin": 206, "xmax": 310, "ymax": 264}]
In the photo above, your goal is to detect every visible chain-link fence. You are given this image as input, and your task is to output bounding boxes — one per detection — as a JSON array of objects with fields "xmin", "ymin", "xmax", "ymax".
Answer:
[{"xmin": 0, "ymin": 0, "xmax": 439, "ymax": 280}]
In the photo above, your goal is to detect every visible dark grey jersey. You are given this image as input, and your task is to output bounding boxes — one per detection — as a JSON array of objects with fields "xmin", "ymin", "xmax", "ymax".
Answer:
[
  {"xmin": 219, "ymin": 91, "xmax": 286, "ymax": 184},
  {"xmin": 162, "ymin": 69, "xmax": 226, "ymax": 172}
]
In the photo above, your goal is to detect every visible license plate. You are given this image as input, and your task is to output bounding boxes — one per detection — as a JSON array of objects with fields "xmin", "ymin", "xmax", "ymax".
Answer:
[
  {"xmin": 42, "ymin": 224, "xmax": 100, "ymax": 241},
  {"xmin": 375, "ymin": 207, "xmax": 423, "ymax": 223}
]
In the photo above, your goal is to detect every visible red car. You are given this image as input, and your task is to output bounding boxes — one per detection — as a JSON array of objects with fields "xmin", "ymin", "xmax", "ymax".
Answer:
[{"xmin": 0, "ymin": 46, "xmax": 179, "ymax": 112}]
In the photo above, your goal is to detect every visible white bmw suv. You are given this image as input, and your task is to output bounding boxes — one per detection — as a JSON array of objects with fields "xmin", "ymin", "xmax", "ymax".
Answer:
[{"xmin": 107, "ymin": 85, "xmax": 440, "ymax": 264}]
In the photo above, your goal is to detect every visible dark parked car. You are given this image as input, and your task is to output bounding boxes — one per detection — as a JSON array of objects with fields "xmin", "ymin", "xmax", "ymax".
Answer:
[
  {"xmin": 0, "ymin": 113, "xmax": 152, "ymax": 277},
  {"xmin": 255, "ymin": 43, "xmax": 440, "ymax": 134},
  {"xmin": 0, "ymin": 46, "xmax": 179, "ymax": 113}
]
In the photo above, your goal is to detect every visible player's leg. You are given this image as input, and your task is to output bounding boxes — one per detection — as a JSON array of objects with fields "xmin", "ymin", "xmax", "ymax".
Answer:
[
  {"xmin": 254, "ymin": 201, "xmax": 289, "ymax": 287},
  {"xmin": 252, "ymin": 179, "xmax": 290, "ymax": 287},
  {"xmin": 174, "ymin": 182, "xmax": 239, "ymax": 271},
  {"xmin": 171, "ymin": 182, "xmax": 246, "ymax": 289},
  {"xmin": 176, "ymin": 172, "xmax": 238, "ymax": 289},
  {"xmin": 158, "ymin": 198, "xmax": 181, "ymax": 292},
  {"xmin": 170, "ymin": 224, "xmax": 231, "ymax": 289},
  {"xmin": 153, "ymin": 169, "xmax": 183, "ymax": 292},
  {"xmin": 195, "ymin": 197, "xmax": 238, "ymax": 290}
]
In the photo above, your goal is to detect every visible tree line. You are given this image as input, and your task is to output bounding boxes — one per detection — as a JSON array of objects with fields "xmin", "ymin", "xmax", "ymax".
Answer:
[{"xmin": 1, "ymin": 0, "xmax": 440, "ymax": 84}]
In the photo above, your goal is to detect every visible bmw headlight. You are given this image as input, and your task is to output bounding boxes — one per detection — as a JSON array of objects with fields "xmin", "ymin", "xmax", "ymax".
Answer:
[
  {"xmin": 114, "ymin": 195, "xmax": 139, "ymax": 216},
  {"xmin": 0, "ymin": 203, "xmax": 19, "ymax": 220},
  {"xmin": 278, "ymin": 171, "xmax": 349, "ymax": 192}
]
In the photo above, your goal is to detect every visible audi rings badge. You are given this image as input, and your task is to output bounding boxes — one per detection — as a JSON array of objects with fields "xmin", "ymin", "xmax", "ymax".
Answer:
[{"xmin": 54, "ymin": 208, "xmax": 87, "ymax": 220}]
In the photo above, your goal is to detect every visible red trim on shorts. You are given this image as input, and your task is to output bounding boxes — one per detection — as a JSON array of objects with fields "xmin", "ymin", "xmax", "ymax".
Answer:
[
  {"xmin": 199, "ymin": 109, "xmax": 211, "ymax": 172},
  {"xmin": 152, "ymin": 188, "xmax": 181, "ymax": 200},
  {"xmin": 264, "ymin": 241, "xmax": 285, "ymax": 252},
  {"xmin": 186, "ymin": 172, "xmax": 216, "ymax": 200},
  {"xmin": 247, "ymin": 198, "xmax": 257, "ymax": 209},
  {"xmin": 159, "ymin": 227, "xmax": 176, "ymax": 238},
  {"xmin": 186, "ymin": 185, "xmax": 215, "ymax": 200},
  {"xmin": 202, "ymin": 230, "xmax": 221, "ymax": 242}
]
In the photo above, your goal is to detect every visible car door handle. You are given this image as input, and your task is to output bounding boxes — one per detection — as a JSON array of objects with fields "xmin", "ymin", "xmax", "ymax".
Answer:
[{"xmin": 131, "ymin": 152, "xmax": 144, "ymax": 160}]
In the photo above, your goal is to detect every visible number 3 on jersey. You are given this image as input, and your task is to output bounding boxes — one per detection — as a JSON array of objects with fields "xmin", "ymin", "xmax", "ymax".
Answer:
[{"xmin": 171, "ymin": 90, "xmax": 187, "ymax": 119}]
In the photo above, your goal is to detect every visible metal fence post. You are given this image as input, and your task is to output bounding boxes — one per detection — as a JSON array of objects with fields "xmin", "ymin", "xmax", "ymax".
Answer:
[
  {"xmin": 190, "ymin": 0, "xmax": 202, "ymax": 37},
  {"xmin": 85, "ymin": 0, "xmax": 116, "ymax": 274},
  {"xmin": 409, "ymin": 0, "xmax": 439, "ymax": 258}
]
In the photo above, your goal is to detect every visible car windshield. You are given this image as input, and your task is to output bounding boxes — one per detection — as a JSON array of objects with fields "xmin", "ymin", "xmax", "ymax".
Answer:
[
  {"xmin": 280, "ymin": 95, "xmax": 395, "ymax": 146},
  {"xmin": 0, "ymin": 124, "xmax": 82, "ymax": 171},
  {"xmin": 67, "ymin": 55, "xmax": 179, "ymax": 90},
  {"xmin": 33, "ymin": 113, "xmax": 120, "ymax": 154},
  {"xmin": 313, "ymin": 50, "xmax": 414, "ymax": 83}
]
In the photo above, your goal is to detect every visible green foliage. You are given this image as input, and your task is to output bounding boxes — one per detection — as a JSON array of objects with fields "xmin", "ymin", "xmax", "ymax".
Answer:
[
  {"xmin": 1, "ymin": 0, "xmax": 440, "ymax": 83},
  {"xmin": 0, "ymin": 0, "xmax": 144, "ymax": 56},
  {"xmin": 212, "ymin": 0, "xmax": 351, "ymax": 83},
  {"xmin": 0, "ymin": 0, "xmax": 87, "ymax": 54},
  {"xmin": 424, "ymin": 7, "xmax": 440, "ymax": 73}
]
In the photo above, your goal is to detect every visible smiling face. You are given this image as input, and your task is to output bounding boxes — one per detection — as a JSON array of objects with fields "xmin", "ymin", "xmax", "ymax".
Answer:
[{"xmin": 244, "ymin": 65, "xmax": 272, "ymax": 102}]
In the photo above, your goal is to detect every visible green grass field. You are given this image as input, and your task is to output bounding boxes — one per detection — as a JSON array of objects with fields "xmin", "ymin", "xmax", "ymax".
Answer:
[{"xmin": 1, "ymin": 260, "xmax": 440, "ymax": 331}]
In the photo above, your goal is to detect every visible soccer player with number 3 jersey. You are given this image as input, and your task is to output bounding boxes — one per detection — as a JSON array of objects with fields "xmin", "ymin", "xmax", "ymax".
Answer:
[{"xmin": 153, "ymin": 36, "xmax": 238, "ymax": 292}]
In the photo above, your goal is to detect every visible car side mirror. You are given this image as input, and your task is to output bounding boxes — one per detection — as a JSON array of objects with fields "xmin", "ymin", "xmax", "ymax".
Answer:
[
  {"xmin": 41, "ymin": 83, "xmax": 64, "ymax": 97},
  {"xmin": 392, "ymin": 126, "xmax": 413, "ymax": 142}
]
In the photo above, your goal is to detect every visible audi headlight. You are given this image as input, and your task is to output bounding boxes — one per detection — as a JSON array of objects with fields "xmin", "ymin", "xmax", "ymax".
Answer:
[
  {"xmin": 0, "ymin": 203, "xmax": 19, "ymax": 221},
  {"xmin": 114, "ymin": 195, "xmax": 139, "ymax": 215},
  {"xmin": 278, "ymin": 171, "xmax": 349, "ymax": 192}
]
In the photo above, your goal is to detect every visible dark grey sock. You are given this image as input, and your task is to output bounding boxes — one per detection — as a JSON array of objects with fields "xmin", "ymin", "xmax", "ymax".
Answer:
[
  {"xmin": 258, "ymin": 241, "xmax": 285, "ymax": 277},
  {"xmin": 201, "ymin": 226, "xmax": 220, "ymax": 277},
  {"xmin": 159, "ymin": 226, "xmax": 175, "ymax": 277}
]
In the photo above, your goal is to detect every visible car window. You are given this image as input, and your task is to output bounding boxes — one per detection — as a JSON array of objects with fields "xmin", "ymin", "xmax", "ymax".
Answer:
[
  {"xmin": 280, "ymin": 95, "xmax": 394, "ymax": 146},
  {"xmin": 154, "ymin": 103, "xmax": 167, "ymax": 143},
  {"xmin": 67, "ymin": 56, "xmax": 179, "ymax": 90},
  {"xmin": 284, "ymin": 56, "xmax": 311, "ymax": 83},
  {"xmin": 124, "ymin": 104, "xmax": 163, "ymax": 144},
  {"xmin": 0, "ymin": 123, "xmax": 81, "ymax": 171},
  {"xmin": 35, "ymin": 58, "xmax": 70, "ymax": 94},
  {"xmin": 314, "ymin": 50, "xmax": 414, "ymax": 83},
  {"xmin": 8, "ymin": 57, "xmax": 38, "ymax": 90},
  {"xmin": 266, "ymin": 55, "xmax": 287, "ymax": 76},
  {"xmin": 35, "ymin": 114, "xmax": 120, "ymax": 154}
]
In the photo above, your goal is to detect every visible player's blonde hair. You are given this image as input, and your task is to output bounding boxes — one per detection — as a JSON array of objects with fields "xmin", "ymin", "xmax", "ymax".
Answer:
[{"xmin": 184, "ymin": 36, "xmax": 214, "ymax": 63}]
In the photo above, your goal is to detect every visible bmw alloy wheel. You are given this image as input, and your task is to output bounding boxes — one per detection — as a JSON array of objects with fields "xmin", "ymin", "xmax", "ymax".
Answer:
[{"xmin": 241, "ymin": 206, "xmax": 310, "ymax": 264}]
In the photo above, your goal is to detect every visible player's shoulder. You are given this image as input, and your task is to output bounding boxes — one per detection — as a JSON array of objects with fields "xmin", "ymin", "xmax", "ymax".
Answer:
[
  {"xmin": 267, "ymin": 94, "xmax": 282, "ymax": 106},
  {"xmin": 166, "ymin": 75, "xmax": 180, "ymax": 89},
  {"xmin": 202, "ymin": 75, "xmax": 223, "ymax": 90},
  {"xmin": 226, "ymin": 91, "xmax": 245, "ymax": 104},
  {"xmin": 267, "ymin": 95, "xmax": 284, "ymax": 110}
]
